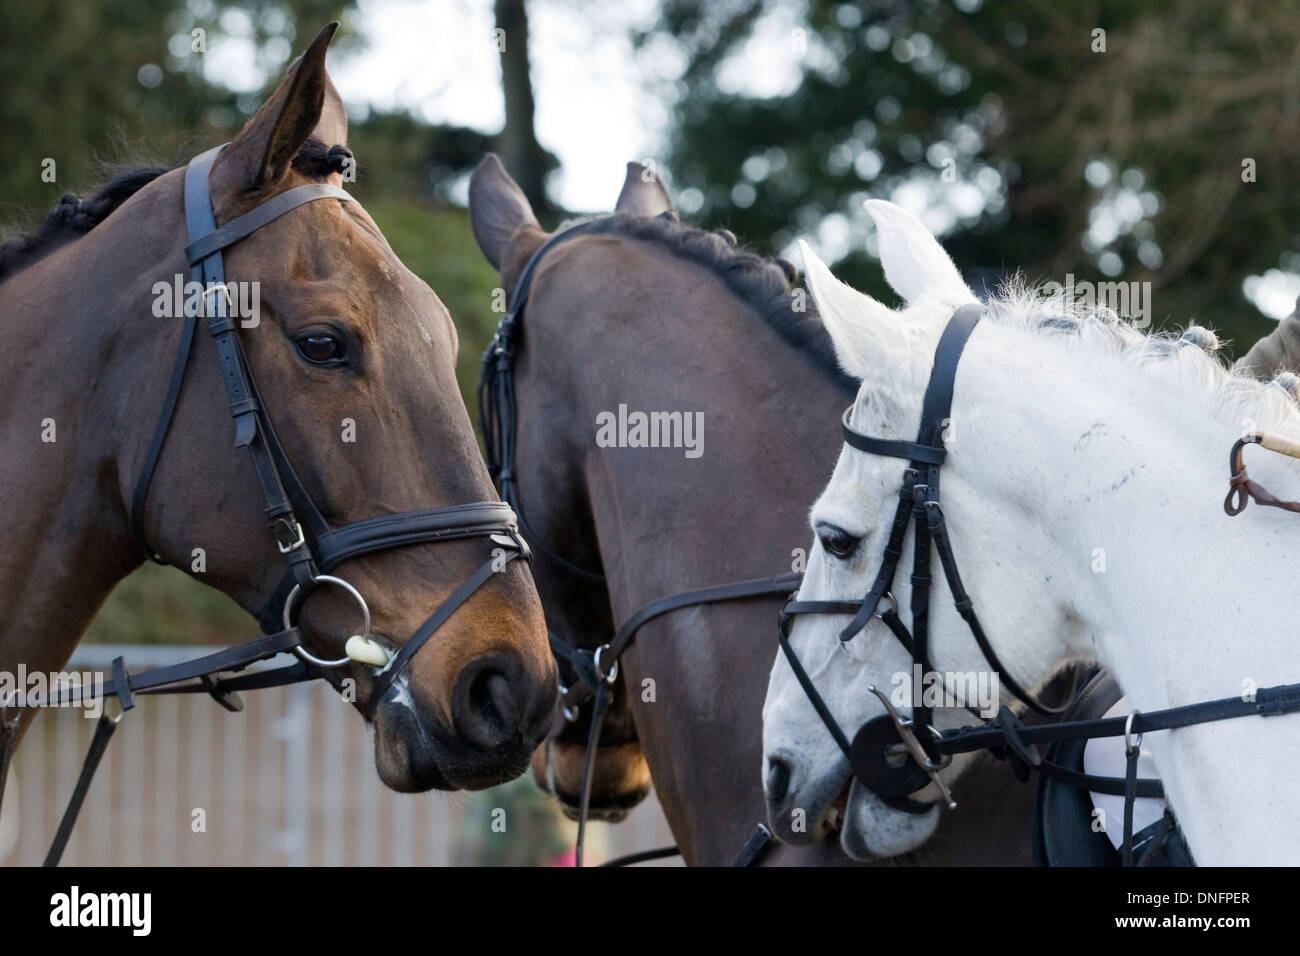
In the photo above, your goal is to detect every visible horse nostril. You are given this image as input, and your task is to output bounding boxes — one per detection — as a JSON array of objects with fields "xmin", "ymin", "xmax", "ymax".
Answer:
[
  {"xmin": 766, "ymin": 757, "xmax": 792, "ymax": 803},
  {"xmin": 451, "ymin": 658, "xmax": 521, "ymax": 750}
]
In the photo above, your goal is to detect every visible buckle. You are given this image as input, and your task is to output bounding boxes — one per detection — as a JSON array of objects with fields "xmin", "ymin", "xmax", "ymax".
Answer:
[
  {"xmin": 276, "ymin": 519, "xmax": 306, "ymax": 554},
  {"xmin": 199, "ymin": 282, "xmax": 235, "ymax": 318},
  {"xmin": 592, "ymin": 644, "xmax": 619, "ymax": 686}
]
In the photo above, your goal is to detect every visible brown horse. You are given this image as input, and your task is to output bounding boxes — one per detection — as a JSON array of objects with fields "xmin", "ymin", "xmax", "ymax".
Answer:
[
  {"xmin": 0, "ymin": 25, "xmax": 555, "ymax": 795},
  {"xmin": 469, "ymin": 156, "xmax": 1038, "ymax": 864}
]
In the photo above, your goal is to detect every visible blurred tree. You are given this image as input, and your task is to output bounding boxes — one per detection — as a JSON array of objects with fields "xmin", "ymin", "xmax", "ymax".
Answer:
[
  {"xmin": 0, "ymin": 0, "xmax": 357, "ymax": 226},
  {"xmin": 649, "ymin": 0, "xmax": 1300, "ymax": 354},
  {"xmin": 492, "ymin": 0, "xmax": 560, "ymax": 218},
  {"xmin": 0, "ymin": 2, "xmax": 507, "ymax": 645}
]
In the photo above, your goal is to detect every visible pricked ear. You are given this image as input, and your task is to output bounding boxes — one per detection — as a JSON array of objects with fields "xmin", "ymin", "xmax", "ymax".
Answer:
[
  {"xmin": 215, "ymin": 22, "xmax": 344, "ymax": 192},
  {"xmin": 615, "ymin": 162, "xmax": 673, "ymax": 217},
  {"xmin": 864, "ymin": 200, "xmax": 974, "ymax": 307},
  {"xmin": 469, "ymin": 153, "xmax": 540, "ymax": 271},
  {"xmin": 799, "ymin": 240, "xmax": 904, "ymax": 380}
]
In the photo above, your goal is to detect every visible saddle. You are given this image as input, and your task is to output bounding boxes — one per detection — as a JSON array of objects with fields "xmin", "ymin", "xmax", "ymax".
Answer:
[{"xmin": 1032, "ymin": 666, "xmax": 1194, "ymax": 867}]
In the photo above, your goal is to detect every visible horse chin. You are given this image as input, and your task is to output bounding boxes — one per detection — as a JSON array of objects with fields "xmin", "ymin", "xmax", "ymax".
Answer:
[
  {"xmin": 530, "ymin": 738, "xmax": 652, "ymax": 820},
  {"xmin": 370, "ymin": 691, "xmax": 528, "ymax": 793},
  {"xmin": 371, "ymin": 695, "xmax": 454, "ymax": 792},
  {"xmin": 839, "ymin": 779, "xmax": 941, "ymax": 860}
]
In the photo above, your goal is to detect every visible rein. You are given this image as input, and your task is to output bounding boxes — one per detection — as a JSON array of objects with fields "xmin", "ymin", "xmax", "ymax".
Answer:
[
  {"xmin": 778, "ymin": 304, "xmax": 1300, "ymax": 865},
  {"xmin": 2, "ymin": 144, "xmax": 530, "ymax": 865}
]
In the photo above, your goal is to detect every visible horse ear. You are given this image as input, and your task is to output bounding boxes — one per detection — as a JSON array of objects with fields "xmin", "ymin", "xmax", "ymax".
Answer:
[
  {"xmin": 469, "ymin": 153, "xmax": 541, "ymax": 271},
  {"xmin": 864, "ymin": 200, "xmax": 973, "ymax": 307},
  {"xmin": 216, "ymin": 22, "xmax": 345, "ymax": 191},
  {"xmin": 615, "ymin": 162, "xmax": 673, "ymax": 217},
  {"xmin": 798, "ymin": 240, "xmax": 903, "ymax": 380}
]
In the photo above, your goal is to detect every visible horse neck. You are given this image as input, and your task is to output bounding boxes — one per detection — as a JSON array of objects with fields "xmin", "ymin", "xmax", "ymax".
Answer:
[
  {"xmin": 0, "ymin": 171, "xmax": 184, "ymax": 675},
  {"xmin": 956, "ymin": 327, "xmax": 1300, "ymax": 863},
  {"xmin": 519, "ymin": 236, "xmax": 854, "ymax": 862},
  {"xmin": 530, "ymin": 236, "xmax": 850, "ymax": 604}
]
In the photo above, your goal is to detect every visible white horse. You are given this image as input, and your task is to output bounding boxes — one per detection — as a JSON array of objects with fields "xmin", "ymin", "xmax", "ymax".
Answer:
[{"xmin": 762, "ymin": 199, "xmax": 1300, "ymax": 865}]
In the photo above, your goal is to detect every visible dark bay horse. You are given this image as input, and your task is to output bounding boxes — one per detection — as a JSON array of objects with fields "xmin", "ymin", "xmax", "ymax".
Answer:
[
  {"xmin": 0, "ymin": 25, "xmax": 554, "ymax": 795},
  {"xmin": 468, "ymin": 156, "xmax": 1036, "ymax": 864}
]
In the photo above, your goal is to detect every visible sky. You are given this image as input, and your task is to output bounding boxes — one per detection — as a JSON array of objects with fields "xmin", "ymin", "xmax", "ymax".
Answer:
[{"xmin": 199, "ymin": 0, "xmax": 1290, "ymax": 320}]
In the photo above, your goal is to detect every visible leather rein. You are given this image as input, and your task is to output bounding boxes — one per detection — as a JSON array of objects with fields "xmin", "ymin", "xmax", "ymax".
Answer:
[
  {"xmin": 0, "ymin": 144, "xmax": 529, "ymax": 865},
  {"xmin": 777, "ymin": 304, "xmax": 1300, "ymax": 866}
]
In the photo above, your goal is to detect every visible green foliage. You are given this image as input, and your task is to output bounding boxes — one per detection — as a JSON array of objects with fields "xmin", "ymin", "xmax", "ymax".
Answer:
[
  {"xmin": 84, "ymin": 563, "xmax": 250, "ymax": 645},
  {"xmin": 359, "ymin": 197, "xmax": 504, "ymax": 410},
  {"xmin": 653, "ymin": 0, "xmax": 1298, "ymax": 354},
  {"xmin": 0, "ymin": 3, "xmax": 502, "ymax": 646}
]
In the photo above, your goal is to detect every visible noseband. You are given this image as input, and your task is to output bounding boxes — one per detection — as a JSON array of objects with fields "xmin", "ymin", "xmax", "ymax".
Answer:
[
  {"xmin": 129, "ymin": 143, "xmax": 528, "ymax": 712},
  {"xmin": 777, "ymin": 304, "xmax": 1300, "ymax": 864}
]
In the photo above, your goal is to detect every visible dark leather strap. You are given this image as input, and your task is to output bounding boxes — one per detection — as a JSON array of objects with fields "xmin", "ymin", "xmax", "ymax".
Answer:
[
  {"xmin": 130, "ymin": 305, "xmax": 200, "ymax": 561},
  {"xmin": 479, "ymin": 218, "xmax": 615, "ymax": 583},
  {"xmin": 574, "ymin": 679, "xmax": 611, "ymax": 867},
  {"xmin": 24, "ymin": 630, "xmax": 305, "ymax": 709},
  {"xmin": 559, "ymin": 572, "xmax": 803, "ymax": 712},
  {"xmin": 44, "ymin": 713, "xmax": 121, "ymax": 867},
  {"xmin": 183, "ymin": 183, "xmax": 352, "ymax": 265},
  {"xmin": 731, "ymin": 822, "xmax": 774, "ymax": 866},
  {"xmin": 1121, "ymin": 739, "xmax": 1140, "ymax": 867},
  {"xmin": 313, "ymin": 502, "xmax": 520, "ymax": 569},
  {"xmin": 1225, "ymin": 434, "xmax": 1300, "ymax": 515},
  {"xmin": 599, "ymin": 845, "xmax": 681, "ymax": 867},
  {"xmin": 842, "ymin": 407, "xmax": 945, "ymax": 464},
  {"xmin": 365, "ymin": 547, "xmax": 522, "ymax": 718}
]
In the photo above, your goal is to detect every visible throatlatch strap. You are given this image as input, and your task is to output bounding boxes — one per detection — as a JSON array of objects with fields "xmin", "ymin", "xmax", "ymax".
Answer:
[{"xmin": 479, "ymin": 218, "xmax": 613, "ymax": 584}]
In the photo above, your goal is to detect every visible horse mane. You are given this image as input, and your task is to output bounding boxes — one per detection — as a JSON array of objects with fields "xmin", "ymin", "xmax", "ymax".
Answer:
[
  {"xmin": 0, "ymin": 138, "xmax": 355, "ymax": 286},
  {"xmin": 571, "ymin": 213, "xmax": 858, "ymax": 396},
  {"xmin": 988, "ymin": 276, "xmax": 1300, "ymax": 438}
]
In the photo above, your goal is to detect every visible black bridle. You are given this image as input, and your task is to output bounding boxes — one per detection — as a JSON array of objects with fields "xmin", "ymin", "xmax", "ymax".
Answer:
[
  {"xmin": 777, "ymin": 304, "xmax": 1300, "ymax": 864},
  {"xmin": 0, "ymin": 144, "xmax": 529, "ymax": 864},
  {"xmin": 479, "ymin": 216, "xmax": 786, "ymax": 866}
]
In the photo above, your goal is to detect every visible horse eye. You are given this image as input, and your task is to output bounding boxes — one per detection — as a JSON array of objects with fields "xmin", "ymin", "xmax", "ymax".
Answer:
[
  {"xmin": 817, "ymin": 525, "xmax": 861, "ymax": 561},
  {"xmin": 296, "ymin": 333, "xmax": 345, "ymax": 365}
]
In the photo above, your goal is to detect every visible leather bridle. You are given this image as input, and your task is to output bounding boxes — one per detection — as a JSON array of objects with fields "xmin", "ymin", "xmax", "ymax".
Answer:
[
  {"xmin": 133, "ymin": 143, "xmax": 530, "ymax": 710},
  {"xmin": 0, "ymin": 144, "xmax": 531, "ymax": 865},
  {"xmin": 776, "ymin": 304, "xmax": 1300, "ymax": 865}
]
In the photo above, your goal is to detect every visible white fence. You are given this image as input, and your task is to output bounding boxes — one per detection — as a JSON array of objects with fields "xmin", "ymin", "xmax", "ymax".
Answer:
[{"xmin": 0, "ymin": 645, "xmax": 677, "ymax": 866}]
